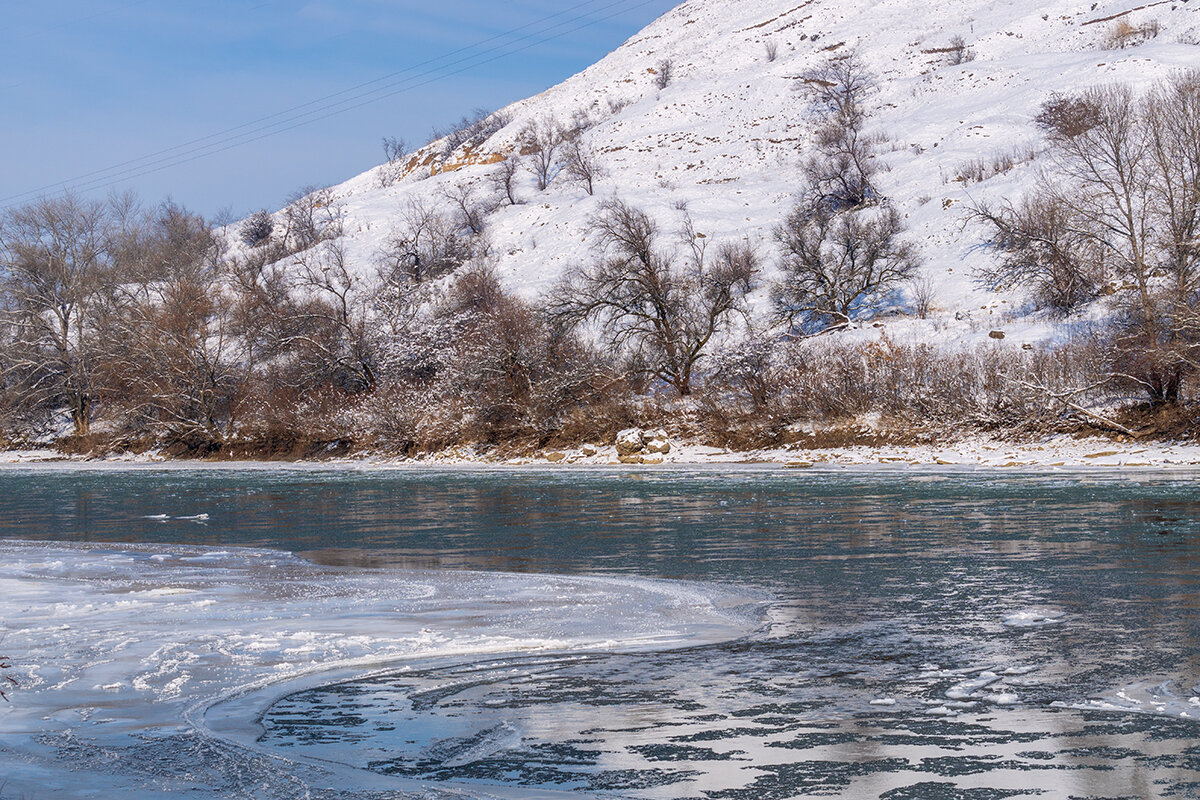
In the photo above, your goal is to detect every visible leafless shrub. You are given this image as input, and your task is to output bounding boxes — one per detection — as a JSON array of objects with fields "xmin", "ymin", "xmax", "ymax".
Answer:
[
  {"xmin": 951, "ymin": 143, "xmax": 1039, "ymax": 184},
  {"xmin": 441, "ymin": 183, "xmax": 496, "ymax": 236},
  {"xmin": 607, "ymin": 96, "xmax": 634, "ymax": 115},
  {"xmin": 280, "ymin": 186, "xmax": 343, "ymax": 251},
  {"xmin": 764, "ymin": 40, "xmax": 779, "ymax": 62},
  {"xmin": 909, "ymin": 274, "xmax": 936, "ymax": 319},
  {"xmin": 569, "ymin": 108, "xmax": 597, "ymax": 135},
  {"xmin": 430, "ymin": 108, "xmax": 510, "ymax": 161},
  {"xmin": 705, "ymin": 333, "xmax": 1115, "ymax": 440},
  {"xmin": 971, "ymin": 193, "xmax": 1105, "ymax": 315},
  {"xmin": 1102, "ymin": 18, "xmax": 1160, "ymax": 49},
  {"xmin": 378, "ymin": 137, "xmax": 410, "ymax": 187},
  {"xmin": 947, "ymin": 35, "xmax": 976, "ymax": 65},
  {"xmin": 382, "ymin": 136, "xmax": 408, "ymax": 164},
  {"xmin": 654, "ymin": 59, "xmax": 674, "ymax": 90},
  {"xmin": 1035, "ymin": 93, "xmax": 1103, "ymax": 139},
  {"xmin": 710, "ymin": 331, "xmax": 781, "ymax": 412}
]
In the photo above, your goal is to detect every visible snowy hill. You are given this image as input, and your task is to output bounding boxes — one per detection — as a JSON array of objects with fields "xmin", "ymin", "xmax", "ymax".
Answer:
[{"xmin": 239, "ymin": 0, "xmax": 1200, "ymax": 346}]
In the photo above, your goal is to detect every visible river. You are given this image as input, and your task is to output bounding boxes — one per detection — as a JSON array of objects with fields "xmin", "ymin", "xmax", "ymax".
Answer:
[{"xmin": 1, "ymin": 465, "xmax": 1198, "ymax": 798}]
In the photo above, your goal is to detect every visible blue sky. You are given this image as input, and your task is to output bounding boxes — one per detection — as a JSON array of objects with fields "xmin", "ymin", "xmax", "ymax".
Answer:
[{"xmin": 0, "ymin": 0, "xmax": 676, "ymax": 218}]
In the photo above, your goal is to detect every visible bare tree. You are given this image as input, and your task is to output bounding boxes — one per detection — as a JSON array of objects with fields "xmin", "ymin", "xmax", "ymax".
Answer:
[
  {"xmin": 654, "ymin": 59, "xmax": 674, "ymax": 90},
  {"xmin": 279, "ymin": 186, "xmax": 343, "ymax": 252},
  {"xmin": 562, "ymin": 140, "xmax": 606, "ymax": 196},
  {"xmin": 549, "ymin": 199, "xmax": 758, "ymax": 396},
  {"xmin": 772, "ymin": 53, "xmax": 913, "ymax": 333},
  {"xmin": 520, "ymin": 117, "xmax": 568, "ymax": 191},
  {"xmin": 974, "ymin": 74, "xmax": 1200, "ymax": 404},
  {"xmin": 773, "ymin": 201, "xmax": 918, "ymax": 332},
  {"xmin": 102, "ymin": 202, "xmax": 241, "ymax": 442},
  {"xmin": 971, "ymin": 192, "xmax": 1105, "ymax": 315},
  {"xmin": 441, "ymin": 183, "xmax": 495, "ymax": 236},
  {"xmin": 799, "ymin": 53, "xmax": 881, "ymax": 210},
  {"xmin": 291, "ymin": 238, "xmax": 377, "ymax": 392},
  {"xmin": 1144, "ymin": 74, "xmax": 1200, "ymax": 300},
  {"xmin": 490, "ymin": 155, "xmax": 523, "ymax": 206},
  {"xmin": 0, "ymin": 194, "xmax": 114, "ymax": 436},
  {"xmin": 377, "ymin": 200, "xmax": 477, "ymax": 285},
  {"xmin": 382, "ymin": 136, "xmax": 409, "ymax": 164}
]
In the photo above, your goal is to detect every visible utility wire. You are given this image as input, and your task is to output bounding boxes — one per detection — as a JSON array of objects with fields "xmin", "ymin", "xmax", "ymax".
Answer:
[
  {"xmin": 4, "ymin": 0, "xmax": 622, "ymax": 200},
  {"xmin": 1, "ymin": 0, "xmax": 663, "ymax": 208}
]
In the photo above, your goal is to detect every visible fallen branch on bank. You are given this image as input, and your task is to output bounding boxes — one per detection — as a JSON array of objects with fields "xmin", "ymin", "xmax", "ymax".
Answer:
[{"xmin": 1018, "ymin": 378, "xmax": 1141, "ymax": 438}]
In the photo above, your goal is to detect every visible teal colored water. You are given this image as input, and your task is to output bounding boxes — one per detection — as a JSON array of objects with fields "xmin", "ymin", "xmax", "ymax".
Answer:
[{"xmin": 3, "ymin": 465, "xmax": 1200, "ymax": 798}]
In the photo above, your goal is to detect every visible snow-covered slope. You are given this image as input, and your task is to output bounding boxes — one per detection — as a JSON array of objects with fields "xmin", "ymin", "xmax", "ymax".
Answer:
[{"xmin": 245, "ymin": 0, "xmax": 1200, "ymax": 346}]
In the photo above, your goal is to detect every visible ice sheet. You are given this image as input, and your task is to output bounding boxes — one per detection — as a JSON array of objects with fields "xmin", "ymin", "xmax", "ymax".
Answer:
[{"xmin": 0, "ymin": 540, "xmax": 761, "ymax": 798}]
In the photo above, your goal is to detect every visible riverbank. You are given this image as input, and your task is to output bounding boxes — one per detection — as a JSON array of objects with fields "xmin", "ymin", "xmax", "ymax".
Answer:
[{"xmin": 4, "ymin": 433, "xmax": 1200, "ymax": 469}]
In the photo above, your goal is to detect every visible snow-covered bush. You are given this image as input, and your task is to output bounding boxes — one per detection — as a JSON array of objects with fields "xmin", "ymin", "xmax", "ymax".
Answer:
[{"xmin": 239, "ymin": 210, "xmax": 274, "ymax": 247}]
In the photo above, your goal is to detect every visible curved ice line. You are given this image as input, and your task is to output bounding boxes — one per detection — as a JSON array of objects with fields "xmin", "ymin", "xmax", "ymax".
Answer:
[{"xmin": 182, "ymin": 570, "xmax": 767, "ymax": 798}]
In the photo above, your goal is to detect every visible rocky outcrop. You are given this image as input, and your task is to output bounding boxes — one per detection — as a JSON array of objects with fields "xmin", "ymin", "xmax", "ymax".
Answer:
[{"xmin": 614, "ymin": 428, "xmax": 672, "ymax": 462}]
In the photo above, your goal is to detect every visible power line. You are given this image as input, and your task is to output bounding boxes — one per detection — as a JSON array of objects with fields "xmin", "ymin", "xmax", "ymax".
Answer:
[
  {"xmin": 1, "ymin": 0, "xmax": 664, "ymax": 208},
  {"xmin": 3, "ymin": 0, "xmax": 620, "ymax": 202}
]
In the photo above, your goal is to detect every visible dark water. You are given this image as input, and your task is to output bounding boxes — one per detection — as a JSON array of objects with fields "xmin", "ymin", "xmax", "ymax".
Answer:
[{"xmin": 4, "ymin": 464, "xmax": 1200, "ymax": 799}]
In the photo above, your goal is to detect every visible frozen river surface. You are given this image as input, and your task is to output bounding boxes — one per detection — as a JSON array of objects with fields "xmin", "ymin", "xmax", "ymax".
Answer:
[{"xmin": 2, "ymin": 465, "xmax": 1200, "ymax": 799}]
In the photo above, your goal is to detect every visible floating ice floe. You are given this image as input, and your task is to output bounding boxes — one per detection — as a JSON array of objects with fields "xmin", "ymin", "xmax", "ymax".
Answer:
[{"xmin": 1001, "ymin": 608, "xmax": 1065, "ymax": 628}]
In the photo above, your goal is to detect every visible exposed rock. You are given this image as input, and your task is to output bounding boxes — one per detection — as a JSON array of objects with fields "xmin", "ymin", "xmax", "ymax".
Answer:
[
  {"xmin": 618, "ymin": 454, "xmax": 645, "ymax": 464},
  {"xmin": 645, "ymin": 438, "xmax": 671, "ymax": 455},
  {"xmin": 989, "ymin": 330, "xmax": 1006, "ymax": 340},
  {"xmin": 616, "ymin": 428, "xmax": 645, "ymax": 456},
  {"xmin": 580, "ymin": 444, "xmax": 599, "ymax": 457},
  {"xmin": 544, "ymin": 451, "xmax": 567, "ymax": 463}
]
